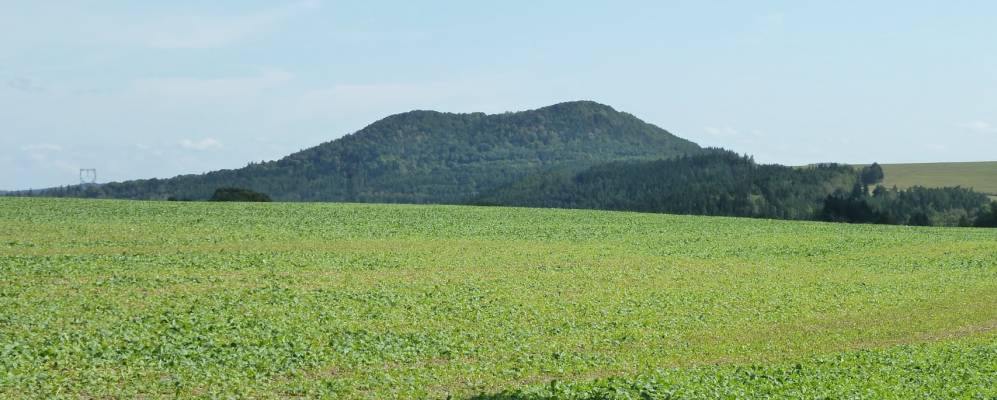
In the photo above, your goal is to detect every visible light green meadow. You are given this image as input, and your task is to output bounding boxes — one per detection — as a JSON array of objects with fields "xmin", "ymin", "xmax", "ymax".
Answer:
[{"xmin": 1, "ymin": 197, "xmax": 995, "ymax": 398}]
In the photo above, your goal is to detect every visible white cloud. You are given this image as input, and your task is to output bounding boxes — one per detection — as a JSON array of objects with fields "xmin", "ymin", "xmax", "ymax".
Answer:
[
  {"xmin": 20, "ymin": 143, "xmax": 62, "ymax": 152},
  {"xmin": 704, "ymin": 126, "xmax": 763, "ymax": 139},
  {"xmin": 957, "ymin": 120, "xmax": 995, "ymax": 134},
  {"xmin": 704, "ymin": 126, "xmax": 740, "ymax": 138},
  {"xmin": 128, "ymin": 1, "xmax": 320, "ymax": 49},
  {"xmin": 19, "ymin": 144, "xmax": 77, "ymax": 177},
  {"xmin": 126, "ymin": 68, "xmax": 293, "ymax": 113},
  {"xmin": 179, "ymin": 137, "xmax": 222, "ymax": 151}
]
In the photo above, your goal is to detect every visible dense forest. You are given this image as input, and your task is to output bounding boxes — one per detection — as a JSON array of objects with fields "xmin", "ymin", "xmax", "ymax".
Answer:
[
  {"xmin": 821, "ymin": 181, "xmax": 995, "ymax": 227},
  {"xmin": 474, "ymin": 151, "xmax": 997, "ymax": 227},
  {"xmin": 23, "ymin": 101, "xmax": 700, "ymax": 203},
  {"xmin": 473, "ymin": 150, "xmax": 856, "ymax": 220}
]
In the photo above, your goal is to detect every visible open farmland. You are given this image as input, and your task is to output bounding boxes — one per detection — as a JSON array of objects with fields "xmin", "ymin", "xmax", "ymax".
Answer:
[
  {"xmin": 1, "ymin": 197, "xmax": 995, "ymax": 398},
  {"xmin": 866, "ymin": 161, "xmax": 997, "ymax": 198}
]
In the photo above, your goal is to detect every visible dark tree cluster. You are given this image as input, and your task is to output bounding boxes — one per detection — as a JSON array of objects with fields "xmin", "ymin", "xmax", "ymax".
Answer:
[
  {"xmin": 975, "ymin": 201, "xmax": 997, "ymax": 227},
  {"xmin": 208, "ymin": 187, "xmax": 272, "ymax": 202},
  {"xmin": 820, "ymin": 182, "xmax": 990, "ymax": 226},
  {"xmin": 859, "ymin": 163, "xmax": 885, "ymax": 185}
]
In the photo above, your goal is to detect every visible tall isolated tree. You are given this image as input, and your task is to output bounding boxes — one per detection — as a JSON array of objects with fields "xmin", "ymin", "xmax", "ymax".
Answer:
[{"xmin": 861, "ymin": 163, "xmax": 885, "ymax": 185}]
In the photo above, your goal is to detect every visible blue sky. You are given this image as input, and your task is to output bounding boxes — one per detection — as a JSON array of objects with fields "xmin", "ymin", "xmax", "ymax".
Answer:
[{"xmin": 3, "ymin": 1, "xmax": 996, "ymax": 190}]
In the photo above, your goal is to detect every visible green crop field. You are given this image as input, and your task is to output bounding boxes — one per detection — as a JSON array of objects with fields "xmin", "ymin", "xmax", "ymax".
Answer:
[
  {"xmin": 863, "ymin": 161, "xmax": 997, "ymax": 198},
  {"xmin": 1, "ymin": 197, "xmax": 996, "ymax": 399}
]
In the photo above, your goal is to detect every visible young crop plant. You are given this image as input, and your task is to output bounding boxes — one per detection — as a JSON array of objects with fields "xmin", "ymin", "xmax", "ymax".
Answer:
[{"xmin": 1, "ymin": 197, "xmax": 995, "ymax": 398}]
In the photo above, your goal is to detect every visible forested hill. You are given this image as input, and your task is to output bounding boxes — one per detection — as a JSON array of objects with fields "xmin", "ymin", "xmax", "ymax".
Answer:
[{"xmin": 38, "ymin": 101, "xmax": 701, "ymax": 202}]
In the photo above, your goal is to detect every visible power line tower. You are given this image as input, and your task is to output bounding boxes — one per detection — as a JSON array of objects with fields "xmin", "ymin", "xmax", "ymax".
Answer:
[{"xmin": 80, "ymin": 168, "xmax": 97, "ymax": 186}]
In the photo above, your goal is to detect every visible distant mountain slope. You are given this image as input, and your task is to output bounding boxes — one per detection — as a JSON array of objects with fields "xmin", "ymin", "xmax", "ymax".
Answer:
[
  {"xmin": 855, "ymin": 161, "xmax": 997, "ymax": 198},
  {"xmin": 474, "ymin": 150, "xmax": 859, "ymax": 220},
  {"xmin": 42, "ymin": 101, "xmax": 701, "ymax": 203}
]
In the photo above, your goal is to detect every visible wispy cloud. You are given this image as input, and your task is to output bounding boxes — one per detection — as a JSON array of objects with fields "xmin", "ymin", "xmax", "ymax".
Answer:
[
  {"xmin": 921, "ymin": 143, "xmax": 947, "ymax": 152},
  {"xmin": 957, "ymin": 120, "xmax": 996, "ymax": 134},
  {"xmin": 7, "ymin": 77, "xmax": 46, "ymax": 93},
  {"xmin": 119, "ymin": 69, "xmax": 293, "ymax": 115},
  {"xmin": 127, "ymin": 1, "xmax": 320, "ymax": 49},
  {"xmin": 704, "ymin": 126, "xmax": 740, "ymax": 138},
  {"xmin": 20, "ymin": 143, "xmax": 63, "ymax": 152},
  {"xmin": 757, "ymin": 11, "xmax": 786, "ymax": 26},
  {"xmin": 20, "ymin": 144, "xmax": 77, "ymax": 176},
  {"xmin": 179, "ymin": 137, "xmax": 222, "ymax": 151},
  {"xmin": 704, "ymin": 126, "xmax": 762, "ymax": 139},
  {"xmin": 271, "ymin": 78, "xmax": 513, "ymax": 123},
  {"xmin": 131, "ymin": 68, "xmax": 292, "ymax": 106}
]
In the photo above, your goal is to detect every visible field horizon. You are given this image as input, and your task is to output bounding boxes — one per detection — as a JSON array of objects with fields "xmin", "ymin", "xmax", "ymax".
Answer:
[
  {"xmin": 854, "ymin": 161, "xmax": 997, "ymax": 199},
  {"xmin": 2, "ymin": 197, "xmax": 995, "ymax": 398}
]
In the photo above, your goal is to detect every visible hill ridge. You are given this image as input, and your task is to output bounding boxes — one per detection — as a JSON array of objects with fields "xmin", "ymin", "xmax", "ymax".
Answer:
[{"xmin": 35, "ymin": 101, "xmax": 702, "ymax": 203}]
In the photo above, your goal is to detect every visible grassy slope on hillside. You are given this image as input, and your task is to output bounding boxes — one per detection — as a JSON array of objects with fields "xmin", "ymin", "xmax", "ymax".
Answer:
[
  {"xmin": 864, "ymin": 161, "xmax": 997, "ymax": 197},
  {"xmin": 1, "ymin": 198, "xmax": 995, "ymax": 398}
]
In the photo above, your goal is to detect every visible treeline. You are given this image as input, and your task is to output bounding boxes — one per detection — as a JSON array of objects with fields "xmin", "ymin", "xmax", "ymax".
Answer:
[
  {"xmin": 474, "ymin": 150, "xmax": 856, "ymax": 220},
  {"xmin": 475, "ymin": 151, "xmax": 997, "ymax": 227},
  {"xmin": 12, "ymin": 150, "xmax": 996, "ymax": 227},
  {"xmin": 821, "ymin": 182, "xmax": 996, "ymax": 227}
]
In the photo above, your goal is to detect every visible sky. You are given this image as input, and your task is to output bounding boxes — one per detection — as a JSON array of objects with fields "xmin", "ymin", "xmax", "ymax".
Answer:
[{"xmin": 3, "ymin": 1, "xmax": 996, "ymax": 190}]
